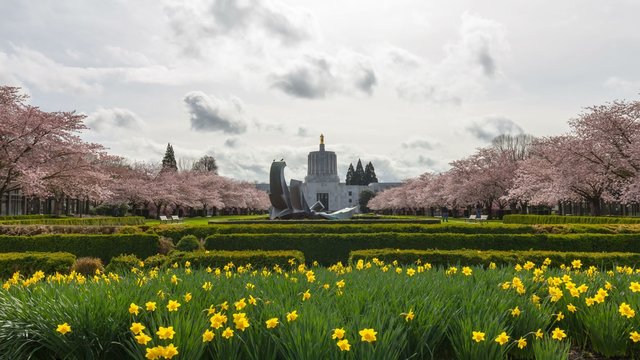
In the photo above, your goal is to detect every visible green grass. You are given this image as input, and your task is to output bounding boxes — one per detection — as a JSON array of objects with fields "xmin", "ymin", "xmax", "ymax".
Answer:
[{"xmin": 145, "ymin": 215, "xmax": 269, "ymax": 226}]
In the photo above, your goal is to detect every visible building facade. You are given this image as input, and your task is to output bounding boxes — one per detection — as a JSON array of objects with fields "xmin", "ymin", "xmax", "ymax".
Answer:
[{"xmin": 302, "ymin": 135, "xmax": 400, "ymax": 212}]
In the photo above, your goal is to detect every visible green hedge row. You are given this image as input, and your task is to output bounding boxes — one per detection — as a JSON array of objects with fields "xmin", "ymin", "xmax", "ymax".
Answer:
[
  {"xmin": 0, "ymin": 252, "xmax": 76, "ymax": 278},
  {"xmin": 105, "ymin": 250, "xmax": 305, "ymax": 273},
  {"xmin": 0, "ymin": 225, "xmax": 121, "ymax": 236},
  {"xmin": 0, "ymin": 215, "xmax": 51, "ymax": 220},
  {"xmin": 349, "ymin": 248, "xmax": 640, "ymax": 268},
  {"xmin": 0, "ymin": 234, "xmax": 159, "ymax": 263},
  {"xmin": 204, "ymin": 232, "xmax": 640, "ymax": 265},
  {"xmin": 0, "ymin": 216, "xmax": 145, "ymax": 226},
  {"xmin": 504, "ymin": 214, "xmax": 640, "ymax": 224},
  {"xmin": 153, "ymin": 223, "xmax": 640, "ymax": 242}
]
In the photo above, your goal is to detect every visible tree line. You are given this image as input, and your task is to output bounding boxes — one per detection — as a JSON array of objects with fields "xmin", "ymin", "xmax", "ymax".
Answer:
[
  {"xmin": 369, "ymin": 98, "xmax": 640, "ymax": 217},
  {"xmin": 0, "ymin": 86, "xmax": 269, "ymax": 217}
]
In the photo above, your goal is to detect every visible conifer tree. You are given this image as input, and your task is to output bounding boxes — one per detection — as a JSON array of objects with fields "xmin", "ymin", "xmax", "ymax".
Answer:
[
  {"xmin": 345, "ymin": 163, "xmax": 355, "ymax": 185},
  {"xmin": 353, "ymin": 159, "xmax": 366, "ymax": 185},
  {"xmin": 364, "ymin": 161, "xmax": 378, "ymax": 185},
  {"xmin": 161, "ymin": 143, "xmax": 178, "ymax": 171}
]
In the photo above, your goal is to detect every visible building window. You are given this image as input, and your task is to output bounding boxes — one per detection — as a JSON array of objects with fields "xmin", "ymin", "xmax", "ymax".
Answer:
[
  {"xmin": 316, "ymin": 193, "xmax": 329, "ymax": 210},
  {"xmin": 348, "ymin": 199, "xmax": 352, "ymax": 203},
  {"xmin": 348, "ymin": 191, "xmax": 352, "ymax": 196}
]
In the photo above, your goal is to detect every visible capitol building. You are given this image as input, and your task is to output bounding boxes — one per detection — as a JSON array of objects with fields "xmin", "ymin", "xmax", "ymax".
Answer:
[{"xmin": 259, "ymin": 135, "xmax": 400, "ymax": 212}]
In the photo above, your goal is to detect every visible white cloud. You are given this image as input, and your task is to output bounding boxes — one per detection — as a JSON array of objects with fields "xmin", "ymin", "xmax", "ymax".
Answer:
[{"xmin": 466, "ymin": 115, "xmax": 524, "ymax": 142}]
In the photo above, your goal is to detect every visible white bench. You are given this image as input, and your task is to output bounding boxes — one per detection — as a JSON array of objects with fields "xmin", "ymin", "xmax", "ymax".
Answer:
[
  {"xmin": 159, "ymin": 215, "xmax": 172, "ymax": 223},
  {"xmin": 171, "ymin": 215, "xmax": 183, "ymax": 223},
  {"xmin": 466, "ymin": 215, "xmax": 489, "ymax": 223}
]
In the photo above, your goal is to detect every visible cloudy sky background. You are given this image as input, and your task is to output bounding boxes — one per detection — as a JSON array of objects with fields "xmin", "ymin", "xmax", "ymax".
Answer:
[{"xmin": 1, "ymin": 0, "xmax": 639, "ymax": 183}]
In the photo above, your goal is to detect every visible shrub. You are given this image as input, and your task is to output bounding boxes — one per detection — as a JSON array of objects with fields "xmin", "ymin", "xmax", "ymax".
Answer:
[
  {"xmin": 0, "ymin": 252, "xmax": 75, "ymax": 278},
  {"xmin": 0, "ymin": 216, "xmax": 145, "ymax": 226},
  {"xmin": 204, "ymin": 232, "xmax": 640, "ymax": 265},
  {"xmin": 72, "ymin": 257, "xmax": 104, "ymax": 275},
  {"xmin": 144, "ymin": 254, "xmax": 170, "ymax": 268},
  {"xmin": 176, "ymin": 235, "xmax": 201, "ymax": 252},
  {"xmin": 348, "ymin": 249, "xmax": 640, "ymax": 268},
  {"xmin": 168, "ymin": 250, "xmax": 304, "ymax": 269},
  {"xmin": 158, "ymin": 237, "xmax": 175, "ymax": 255},
  {"xmin": 504, "ymin": 214, "xmax": 640, "ymax": 224},
  {"xmin": 105, "ymin": 254, "xmax": 142, "ymax": 273},
  {"xmin": 0, "ymin": 234, "xmax": 159, "ymax": 263}
]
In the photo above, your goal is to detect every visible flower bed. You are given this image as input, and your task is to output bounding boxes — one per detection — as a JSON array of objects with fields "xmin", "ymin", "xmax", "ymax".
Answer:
[{"xmin": 2, "ymin": 258, "xmax": 640, "ymax": 359}]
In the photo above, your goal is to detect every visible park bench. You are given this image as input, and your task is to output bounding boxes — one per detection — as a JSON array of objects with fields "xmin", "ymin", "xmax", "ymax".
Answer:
[
  {"xmin": 171, "ymin": 215, "xmax": 183, "ymax": 223},
  {"xmin": 466, "ymin": 215, "xmax": 489, "ymax": 223},
  {"xmin": 159, "ymin": 215, "xmax": 172, "ymax": 223}
]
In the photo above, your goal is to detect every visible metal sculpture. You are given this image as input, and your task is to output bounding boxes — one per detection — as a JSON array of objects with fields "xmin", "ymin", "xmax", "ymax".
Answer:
[{"xmin": 269, "ymin": 160, "xmax": 356, "ymax": 220}]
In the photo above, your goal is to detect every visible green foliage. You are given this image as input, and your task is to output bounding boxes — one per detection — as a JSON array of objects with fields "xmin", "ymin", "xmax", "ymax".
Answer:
[
  {"xmin": 143, "ymin": 254, "xmax": 170, "ymax": 268},
  {"xmin": 161, "ymin": 143, "xmax": 177, "ymax": 171},
  {"xmin": 0, "ymin": 216, "xmax": 145, "ymax": 226},
  {"xmin": 359, "ymin": 189, "xmax": 376, "ymax": 213},
  {"xmin": 0, "ymin": 234, "xmax": 159, "ymax": 263},
  {"xmin": 349, "ymin": 249, "xmax": 640, "ymax": 268},
  {"xmin": 504, "ymin": 214, "xmax": 640, "ymax": 224},
  {"xmin": 104, "ymin": 254, "xmax": 142, "ymax": 273},
  {"xmin": 204, "ymin": 232, "xmax": 640, "ymax": 265},
  {"xmin": 531, "ymin": 338, "xmax": 571, "ymax": 359},
  {"xmin": 0, "ymin": 252, "xmax": 75, "ymax": 278},
  {"xmin": 0, "ymin": 214, "xmax": 51, "ymax": 220},
  {"xmin": 168, "ymin": 250, "xmax": 305, "ymax": 269},
  {"xmin": 176, "ymin": 235, "xmax": 201, "ymax": 251},
  {"xmin": 71, "ymin": 257, "xmax": 104, "ymax": 276}
]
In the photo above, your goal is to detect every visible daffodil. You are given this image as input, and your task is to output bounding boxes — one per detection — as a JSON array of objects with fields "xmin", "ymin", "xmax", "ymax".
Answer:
[
  {"xmin": 472, "ymin": 331, "xmax": 485, "ymax": 343},
  {"xmin": 156, "ymin": 326, "xmax": 175, "ymax": 340},
  {"xmin": 129, "ymin": 303, "xmax": 140, "ymax": 316},
  {"xmin": 551, "ymin": 327, "xmax": 567, "ymax": 341},
  {"xmin": 332, "ymin": 328, "xmax": 346, "ymax": 340},
  {"xmin": 130, "ymin": 322, "xmax": 145, "ymax": 335},
  {"xmin": 630, "ymin": 331, "xmax": 640, "ymax": 343},
  {"xmin": 337, "ymin": 339, "xmax": 351, "ymax": 351},
  {"xmin": 145, "ymin": 301, "xmax": 156, "ymax": 311},
  {"xmin": 265, "ymin": 318, "xmax": 279, "ymax": 329},
  {"xmin": 56, "ymin": 323, "xmax": 72, "ymax": 335},
  {"xmin": 517, "ymin": 337, "xmax": 527, "ymax": 349},
  {"xmin": 136, "ymin": 333, "xmax": 152, "ymax": 345},
  {"xmin": 167, "ymin": 300, "xmax": 181, "ymax": 312},
  {"xmin": 222, "ymin": 327, "xmax": 234, "ymax": 339},
  {"xmin": 202, "ymin": 329, "xmax": 215, "ymax": 342},
  {"xmin": 495, "ymin": 332, "xmax": 509, "ymax": 346},
  {"xmin": 359, "ymin": 328, "xmax": 377, "ymax": 343},
  {"xmin": 286, "ymin": 310, "xmax": 298, "ymax": 322}
]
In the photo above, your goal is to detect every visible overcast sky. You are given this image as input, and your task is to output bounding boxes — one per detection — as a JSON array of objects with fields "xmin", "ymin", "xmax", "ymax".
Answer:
[{"xmin": 1, "ymin": 0, "xmax": 639, "ymax": 183}]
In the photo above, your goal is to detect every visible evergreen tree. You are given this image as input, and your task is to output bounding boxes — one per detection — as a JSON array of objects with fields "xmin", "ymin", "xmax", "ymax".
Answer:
[
  {"xmin": 161, "ymin": 143, "xmax": 178, "ymax": 171},
  {"xmin": 359, "ymin": 189, "xmax": 376, "ymax": 213},
  {"xmin": 353, "ymin": 159, "xmax": 366, "ymax": 185},
  {"xmin": 364, "ymin": 161, "xmax": 378, "ymax": 185},
  {"xmin": 345, "ymin": 163, "xmax": 355, "ymax": 185},
  {"xmin": 193, "ymin": 155, "xmax": 218, "ymax": 174}
]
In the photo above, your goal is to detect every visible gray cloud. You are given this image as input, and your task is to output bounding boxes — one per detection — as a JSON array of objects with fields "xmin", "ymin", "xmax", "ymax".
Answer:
[
  {"xmin": 467, "ymin": 116, "xmax": 524, "ymax": 142},
  {"xmin": 86, "ymin": 107, "xmax": 144, "ymax": 132},
  {"xmin": 184, "ymin": 91, "xmax": 248, "ymax": 134},
  {"xmin": 401, "ymin": 139, "xmax": 435, "ymax": 150},
  {"xmin": 270, "ymin": 52, "xmax": 377, "ymax": 99},
  {"xmin": 297, "ymin": 127, "xmax": 309, "ymax": 137},
  {"xmin": 165, "ymin": 0, "xmax": 315, "ymax": 55},
  {"xmin": 417, "ymin": 155, "xmax": 437, "ymax": 167},
  {"xmin": 477, "ymin": 46, "xmax": 496, "ymax": 77},
  {"xmin": 224, "ymin": 138, "xmax": 239, "ymax": 148}
]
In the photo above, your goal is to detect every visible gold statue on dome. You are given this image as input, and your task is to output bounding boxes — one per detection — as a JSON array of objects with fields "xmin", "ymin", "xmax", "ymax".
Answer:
[{"xmin": 320, "ymin": 134, "xmax": 324, "ymax": 145}]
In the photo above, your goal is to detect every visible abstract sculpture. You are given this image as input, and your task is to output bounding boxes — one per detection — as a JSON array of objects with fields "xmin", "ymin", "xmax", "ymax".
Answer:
[{"xmin": 269, "ymin": 160, "xmax": 356, "ymax": 220}]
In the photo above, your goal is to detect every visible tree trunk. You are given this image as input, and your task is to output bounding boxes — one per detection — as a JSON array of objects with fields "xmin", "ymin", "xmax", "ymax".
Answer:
[{"xmin": 588, "ymin": 198, "xmax": 601, "ymax": 216}]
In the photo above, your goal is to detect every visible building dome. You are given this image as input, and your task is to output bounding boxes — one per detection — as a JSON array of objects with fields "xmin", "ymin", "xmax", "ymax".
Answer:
[{"xmin": 305, "ymin": 134, "xmax": 340, "ymax": 183}]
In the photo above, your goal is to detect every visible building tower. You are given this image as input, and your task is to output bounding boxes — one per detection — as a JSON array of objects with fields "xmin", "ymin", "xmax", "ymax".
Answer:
[{"xmin": 305, "ymin": 134, "xmax": 340, "ymax": 183}]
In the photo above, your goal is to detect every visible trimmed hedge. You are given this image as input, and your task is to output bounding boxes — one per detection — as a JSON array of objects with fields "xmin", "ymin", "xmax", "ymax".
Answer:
[
  {"xmin": 0, "ymin": 215, "xmax": 51, "ymax": 221},
  {"xmin": 0, "ymin": 216, "xmax": 145, "ymax": 226},
  {"xmin": 204, "ymin": 232, "xmax": 640, "ymax": 265},
  {"xmin": 152, "ymin": 224, "xmax": 537, "ymax": 242},
  {"xmin": 0, "ymin": 252, "xmax": 75, "ymax": 278},
  {"xmin": 105, "ymin": 250, "xmax": 305, "ymax": 273},
  {"xmin": 0, "ymin": 225, "xmax": 121, "ymax": 236},
  {"xmin": 504, "ymin": 214, "xmax": 640, "ymax": 224},
  {"xmin": 168, "ymin": 250, "xmax": 305, "ymax": 269},
  {"xmin": 0, "ymin": 234, "xmax": 159, "ymax": 263},
  {"xmin": 349, "ymin": 249, "xmax": 640, "ymax": 268}
]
